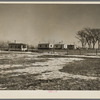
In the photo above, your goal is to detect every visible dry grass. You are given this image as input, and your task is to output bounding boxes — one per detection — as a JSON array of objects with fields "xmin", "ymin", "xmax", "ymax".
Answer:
[
  {"xmin": 0, "ymin": 57, "xmax": 49, "ymax": 65},
  {"xmin": 60, "ymin": 58, "xmax": 100, "ymax": 77},
  {"xmin": 0, "ymin": 51, "xmax": 100, "ymax": 90},
  {"xmin": 0, "ymin": 74, "xmax": 100, "ymax": 90}
]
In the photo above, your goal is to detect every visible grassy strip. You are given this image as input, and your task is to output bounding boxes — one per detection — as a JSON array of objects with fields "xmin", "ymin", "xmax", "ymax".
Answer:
[
  {"xmin": 0, "ymin": 58, "xmax": 49, "ymax": 65},
  {"xmin": 0, "ymin": 74, "xmax": 100, "ymax": 90},
  {"xmin": 60, "ymin": 58, "xmax": 100, "ymax": 77},
  {"xmin": 38, "ymin": 55, "xmax": 68, "ymax": 58}
]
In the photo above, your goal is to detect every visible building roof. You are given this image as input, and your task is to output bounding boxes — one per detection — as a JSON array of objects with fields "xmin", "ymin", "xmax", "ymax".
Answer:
[
  {"xmin": 67, "ymin": 44, "xmax": 74, "ymax": 46},
  {"xmin": 9, "ymin": 43, "xmax": 27, "ymax": 45},
  {"xmin": 38, "ymin": 43, "xmax": 52, "ymax": 45},
  {"xmin": 54, "ymin": 44, "xmax": 65, "ymax": 45}
]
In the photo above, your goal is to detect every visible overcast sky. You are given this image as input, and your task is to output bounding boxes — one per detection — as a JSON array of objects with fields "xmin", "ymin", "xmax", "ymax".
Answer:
[{"xmin": 0, "ymin": 4, "xmax": 100, "ymax": 46}]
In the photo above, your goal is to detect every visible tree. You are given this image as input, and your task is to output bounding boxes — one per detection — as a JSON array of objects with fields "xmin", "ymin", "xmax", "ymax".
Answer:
[
  {"xmin": 76, "ymin": 30, "xmax": 87, "ymax": 49},
  {"xmin": 91, "ymin": 29, "xmax": 99, "ymax": 49},
  {"xmin": 85, "ymin": 28, "xmax": 100, "ymax": 49},
  {"xmin": 93, "ymin": 29, "xmax": 100, "ymax": 49},
  {"xmin": 76, "ymin": 28, "xmax": 100, "ymax": 49},
  {"xmin": 84, "ymin": 28, "xmax": 93, "ymax": 49}
]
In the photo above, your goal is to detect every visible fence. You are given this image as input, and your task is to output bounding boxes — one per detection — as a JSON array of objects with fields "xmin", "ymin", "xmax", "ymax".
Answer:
[
  {"xmin": 1, "ymin": 47, "xmax": 100, "ymax": 56},
  {"xmin": 37, "ymin": 49, "xmax": 100, "ymax": 56},
  {"xmin": 66, "ymin": 49, "xmax": 100, "ymax": 55}
]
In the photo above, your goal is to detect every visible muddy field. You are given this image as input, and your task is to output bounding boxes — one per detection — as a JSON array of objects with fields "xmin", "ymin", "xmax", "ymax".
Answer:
[{"xmin": 0, "ymin": 51, "xmax": 100, "ymax": 90}]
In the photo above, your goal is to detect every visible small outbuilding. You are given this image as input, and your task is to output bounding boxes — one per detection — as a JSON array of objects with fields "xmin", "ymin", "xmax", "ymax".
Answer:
[
  {"xmin": 38, "ymin": 43, "xmax": 53, "ymax": 49},
  {"xmin": 9, "ymin": 43, "xmax": 28, "ymax": 51}
]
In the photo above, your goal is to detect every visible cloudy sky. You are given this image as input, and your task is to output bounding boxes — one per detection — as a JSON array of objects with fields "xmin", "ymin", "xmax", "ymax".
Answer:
[{"xmin": 0, "ymin": 4, "xmax": 100, "ymax": 46}]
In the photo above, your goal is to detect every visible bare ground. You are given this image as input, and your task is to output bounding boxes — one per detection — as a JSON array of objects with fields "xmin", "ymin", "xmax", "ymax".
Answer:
[{"xmin": 0, "ymin": 51, "xmax": 100, "ymax": 90}]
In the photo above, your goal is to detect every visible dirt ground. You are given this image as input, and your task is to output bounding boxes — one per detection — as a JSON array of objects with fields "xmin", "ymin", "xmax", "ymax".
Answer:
[{"xmin": 0, "ymin": 51, "xmax": 100, "ymax": 90}]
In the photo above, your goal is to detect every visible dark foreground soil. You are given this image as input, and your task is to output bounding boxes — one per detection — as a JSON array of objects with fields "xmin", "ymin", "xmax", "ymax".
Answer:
[
  {"xmin": 60, "ymin": 58, "xmax": 100, "ymax": 77},
  {"xmin": 0, "ymin": 73, "xmax": 100, "ymax": 90},
  {"xmin": 0, "ymin": 52, "xmax": 100, "ymax": 90}
]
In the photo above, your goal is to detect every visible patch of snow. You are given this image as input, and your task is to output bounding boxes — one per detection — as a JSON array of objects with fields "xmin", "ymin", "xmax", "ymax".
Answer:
[
  {"xmin": 0, "ymin": 64, "xmax": 23, "ymax": 69},
  {"xmin": 11, "ymin": 58, "xmax": 84, "ymax": 79},
  {"xmin": 36, "ymin": 71, "xmax": 97, "ymax": 80},
  {"xmin": 0, "ymin": 52, "xmax": 99, "ymax": 80}
]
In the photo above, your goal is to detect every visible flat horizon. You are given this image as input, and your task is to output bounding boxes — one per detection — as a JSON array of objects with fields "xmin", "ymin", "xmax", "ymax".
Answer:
[{"xmin": 0, "ymin": 4, "xmax": 100, "ymax": 47}]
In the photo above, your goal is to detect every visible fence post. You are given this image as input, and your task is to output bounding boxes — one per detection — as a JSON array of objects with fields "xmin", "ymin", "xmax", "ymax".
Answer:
[
  {"xmin": 96, "ymin": 49, "xmax": 97, "ymax": 56},
  {"xmin": 80, "ymin": 49, "xmax": 81, "ymax": 55},
  {"xmin": 67, "ymin": 49, "xmax": 68, "ymax": 55}
]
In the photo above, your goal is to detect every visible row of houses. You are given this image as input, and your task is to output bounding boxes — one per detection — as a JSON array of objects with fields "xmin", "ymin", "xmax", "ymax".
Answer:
[
  {"xmin": 38, "ymin": 43, "xmax": 74, "ymax": 50},
  {"xmin": 8, "ymin": 42, "xmax": 75, "ymax": 51}
]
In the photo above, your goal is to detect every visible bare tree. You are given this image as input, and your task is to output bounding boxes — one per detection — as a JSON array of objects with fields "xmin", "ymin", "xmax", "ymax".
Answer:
[
  {"xmin": 76, "ymin": 30, "xmax": 87, "ymax": 49},
  {"xmin": 91, "ymin": 29, "xmax": 99, "ymax": 49},
  {"xmin": 76, "ymin": 28, "xmax": 100, "ymax": 49},
  {"xmin": 84, "ymin": 28, "xmax": 93, "ymax": 49},
  {"xmin": 85, "ymin": 28, "xmax": 100, "ymax": 49},
  {"xmin": 93, "ymin": 29, "xmax": 100, "ymax": 49}
]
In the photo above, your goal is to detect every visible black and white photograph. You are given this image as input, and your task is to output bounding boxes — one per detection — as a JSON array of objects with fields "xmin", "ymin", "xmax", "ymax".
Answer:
[{"xmin": 0, "ymin": 2, "xmax": 100, "ymax": 90}]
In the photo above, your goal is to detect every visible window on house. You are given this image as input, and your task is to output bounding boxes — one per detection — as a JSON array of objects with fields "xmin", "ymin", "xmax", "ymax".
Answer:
[
  {"xmin": 12, "ymin": 45, "xmax": 14, "ymax": 48},
  {"xmin": 10, "ymin": 45, "xmax": 12, "ymax": 48},
  {"xmin": 23, "ymin": 45, "xmax": 26, "ymax": 48},
  {"xmin": 45, "ymin": 45, "xmax": 47, "ymax": 47},
  {"xmin": 18, "ymin": 45, "xmax": 21, "ymax": 48},
  {"xmin": 15, "ymin": 45, "xmax": 17, "ymax": 48},
  {"xmin": 50, "ymin": 45, "xmax": 52, "ymax": 47}
]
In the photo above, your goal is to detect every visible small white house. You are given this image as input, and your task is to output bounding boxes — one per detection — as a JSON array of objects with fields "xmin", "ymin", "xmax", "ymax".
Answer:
[
  {"xmin": 9, "ymin": 43, "xmax": 28, "ymax": 51},
  {"xmin": 54, "ymin": 44, "xmax": 67, "ymax": 49},
  {"xmin": 38, "ymin": 43, "xmax": 53, "ymax": 49}
]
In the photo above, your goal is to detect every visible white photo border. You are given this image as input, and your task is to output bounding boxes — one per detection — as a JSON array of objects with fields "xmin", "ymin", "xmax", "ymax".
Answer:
[{"xmin": 0, "ymin": 1, "xmax": 100, "ymax": 99}]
